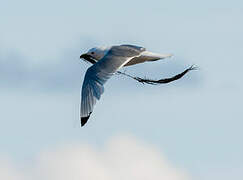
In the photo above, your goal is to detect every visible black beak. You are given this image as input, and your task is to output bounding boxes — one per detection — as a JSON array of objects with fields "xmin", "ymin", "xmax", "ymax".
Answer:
[
  {"xmin": 80, "ymin": 53, "xmax": 97, "ymax": 64},
  {"xmin": 80, "ymin": 53, "xmax": 91, "ymax": 59}
]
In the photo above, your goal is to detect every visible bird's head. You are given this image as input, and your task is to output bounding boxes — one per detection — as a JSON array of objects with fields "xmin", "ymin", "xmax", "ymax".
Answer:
[{"xmin": 80, "ymin": 47, "xmax": 109, "ymax": 64}]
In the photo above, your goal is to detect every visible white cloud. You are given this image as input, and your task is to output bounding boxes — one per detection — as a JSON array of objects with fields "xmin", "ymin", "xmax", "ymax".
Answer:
[
  {"xmin": 0, "ymin": 136, "xmax": 189, "ymax": 180},
  {"xmin": 0, "ymin": 157, "xmax": 24, "ymax": 180}
]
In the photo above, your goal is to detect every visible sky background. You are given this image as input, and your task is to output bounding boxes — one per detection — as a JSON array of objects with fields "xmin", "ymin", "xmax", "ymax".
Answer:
[{"xmin": 1, "ymin": 0, "xmax": 243, "ymax": 179}]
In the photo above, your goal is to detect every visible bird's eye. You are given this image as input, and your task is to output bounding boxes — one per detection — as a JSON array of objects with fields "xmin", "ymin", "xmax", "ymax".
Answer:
[{"xmin": 91, "ymin": 52, "xmax": 94, "ymax": 55}]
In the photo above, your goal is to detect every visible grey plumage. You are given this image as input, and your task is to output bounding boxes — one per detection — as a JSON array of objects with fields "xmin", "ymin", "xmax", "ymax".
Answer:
[
  {"xmin": 80, "ymin": 44, "xmax": 195, "ymax": 126},
  {"xmin": 80, "ymin": 45, "xmax": 145, "ymax": 126}
]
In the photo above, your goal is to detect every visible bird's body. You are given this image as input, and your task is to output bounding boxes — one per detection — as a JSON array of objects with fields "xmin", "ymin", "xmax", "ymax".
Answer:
[
  {"xmin": 79, "ymin": 44, "xmax": 195, "ymax": 126},
  {"xmin": 81, "ymin": 45, "xmax": 172, "ymax": 67}
]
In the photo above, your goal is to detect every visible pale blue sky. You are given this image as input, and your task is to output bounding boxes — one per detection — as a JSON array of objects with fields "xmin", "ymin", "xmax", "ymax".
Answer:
[{"xmin": 1, "ymin": 0, "xmax": 243, "ymax": 179}]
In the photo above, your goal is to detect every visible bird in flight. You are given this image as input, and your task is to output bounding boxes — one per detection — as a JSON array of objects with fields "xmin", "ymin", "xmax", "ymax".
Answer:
[{"xmin": 79, "ymin": 44, "xmax": 196, "ymax": 126}]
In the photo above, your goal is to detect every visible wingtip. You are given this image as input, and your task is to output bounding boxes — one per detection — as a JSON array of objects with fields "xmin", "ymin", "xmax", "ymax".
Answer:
[
  {"xmin": 157, "ymin": 53, "xmax": 173, "ymax": 59},
  {"xmin": 80, "ymin": 113, "xmax": 92, "ymax": 127}
]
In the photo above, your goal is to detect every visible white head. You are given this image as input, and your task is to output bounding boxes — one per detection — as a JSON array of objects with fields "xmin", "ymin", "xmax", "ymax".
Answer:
[
  {"xmin": 88, "ymin": 47, "xmax": 109, "ymax": 60},
  {"xmin": 80, "ymin": 46, "xmax": 110, "ymax": 62}
]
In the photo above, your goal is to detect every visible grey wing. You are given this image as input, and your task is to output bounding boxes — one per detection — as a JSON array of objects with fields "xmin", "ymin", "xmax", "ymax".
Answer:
[
  {"xmin": 125, "ymin": 51, "xmax": 173, "ymax": 66},
  {"xmin": 80, "ymin": 45, "xmax": 144, "ymax": 126},
  {"xmin": 120, "ymin": 44, "xmax": 146, "ymax": 52},
  {"xmin": 80, "ymin": 66, "xmax": 111, "ymax": 126},
  {"xmin": 95, "ymin": 45, "xmax": 146, "ymax": 73}
]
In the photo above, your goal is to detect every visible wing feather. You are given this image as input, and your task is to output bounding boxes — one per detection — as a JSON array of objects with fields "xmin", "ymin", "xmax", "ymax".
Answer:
[
  {"xmin": 80, "ymin": 45, "xmax": 144, "ymax": 126},
  {"xmin": 125, "ymin": 51, "xmax": 172, "ymax": 66}
]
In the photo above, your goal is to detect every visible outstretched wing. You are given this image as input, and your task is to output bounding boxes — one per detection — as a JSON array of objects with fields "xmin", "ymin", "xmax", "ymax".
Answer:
[
  {"xmin": 123, "ymin": 45, "xmax": 172, "ymax": 66},
  {"xmin": 80, "ymin": 45, "xmax": 144, "ymax": 126}
]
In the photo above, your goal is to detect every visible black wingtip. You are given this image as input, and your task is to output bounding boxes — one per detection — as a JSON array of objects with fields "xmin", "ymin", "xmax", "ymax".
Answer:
[{"xmin": 80, "ymin": 113, "xmax": 92, "ymax": 127}]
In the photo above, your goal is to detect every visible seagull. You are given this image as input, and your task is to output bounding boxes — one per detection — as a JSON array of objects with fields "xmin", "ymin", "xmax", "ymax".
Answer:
[{"xmin": 79, "ymin": 44, "xmax": 196, "ymax": 127}]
